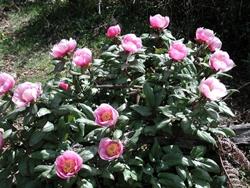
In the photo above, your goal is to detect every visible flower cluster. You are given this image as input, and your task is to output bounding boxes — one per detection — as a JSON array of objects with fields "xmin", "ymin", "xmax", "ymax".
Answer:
[
  {"xmin": 196, "ymin": 27, "xmax": 222, "ymax": 52},
  {"xmin": 0, "ymin": 13, "xmax": 236, "ymax": 187}
]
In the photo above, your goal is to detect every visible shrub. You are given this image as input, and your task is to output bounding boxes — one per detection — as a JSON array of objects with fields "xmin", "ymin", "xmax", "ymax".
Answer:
[{"xmin": 0, "ymin": 15, "xmax": 236, "ymax": 188}]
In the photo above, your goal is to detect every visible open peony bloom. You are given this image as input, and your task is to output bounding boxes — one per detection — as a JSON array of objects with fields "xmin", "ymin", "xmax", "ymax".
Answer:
[
  {"xmin": 207, "ymin": 37, "xmax": 222, "ymax": 52},
  {"xmin": 168, "ymin": 41, "xmax": 188, "ymax": 61},
  {"xmin": 51, "ymin": 38, "xmax": 77, "ymax": 58},
  {"xmin": 121, "ymin": 34, "xmax": 142, "ymax": 54},
  {"xmin": 72, "ymin": 48, "xmax": 92, "ymax": 68},
  {"xmin": 195, "ymin": 27, "xmax": 215, "ymax": 44},
  {"xmin": 209, "ymin": 50, "xmax": 235, "ymax": 72},
  {"xmin": 150, "ymin": 14, "xmax": 170, "ymax": 29},
  {"xmin": 55, "ymin": 151, "xmax": 83, "ymax": 179},
  {"xmin": 12, "ymin": 82, "xmax": 42, "ymax": 108},
  {"xmin": 98, "ymin": 138, "xmax": 124, "ymax": 161},
  {"xmin": 199, "ymin": 77, "xmax": 227, "ymax": 101},
  {"xmin": 59, "ymin": 81, "xmax": 69, "ymax": 91},
  {"xmin": 0, "ymin": 73, "xmax": 15, "ymax": 96},
  {"xmin": 94, "ymin": 103, "xmax": 119, "ymax": 127},
  {"xmin": 0, "ymin": 128, "xmax": 4, "ymax": 150},
  {"xmin": 106, "ymin": 25, "xmax": 121, "ymax": 38}
]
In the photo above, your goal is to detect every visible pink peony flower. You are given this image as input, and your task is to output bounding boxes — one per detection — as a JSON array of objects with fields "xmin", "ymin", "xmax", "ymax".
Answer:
[
  {"xmin": 207, "ymin": 37, "xmax": 222, "ymax": 52},
  {"xmin": 195, "ymin": 27, "xmax": 215, "ymax": 44},
  {"xmin": 106, "ymin": 24, "xmax": 121, "ymax": 38},
  {"xmin": 12, "ymin": 82, "xmax": 42, "ymax": 108},
  {"xmin": 94, "ymin": 103, "xmax": 119, "ymax": 127},
  {"xmin": 55, "ymin": 150, "xmax": 83, "ymax": 179},
  {"xmin": 0, "ymin": 73, "xmax": 15, "ymax": 96},
  {"xmin": 98, "ymin": 138, "xmax": 124, "ymax": 161},
  {"xmin": 209, "ymin": 50, "xmax": 235, "ymax": 72},
  {"xmin": 59, "ymin": 81, "xmax": 69, "ymax": 91},
  {"xmin": 150, "ymin": 14, "xmax": 170, "ymax": 29},
  {"xmin": 72, "ymin": 48, "xmax": 92, "ymax": 68},
  {"xmin": 168, "ymin": 41, "xmax": 188, "ymax": 61},
  {"xmin": 121, "ymin": 34, "xmax": 142, "ymax": 54},
  {"xmin": 0, "ymin": 128, "xmax": 4, "ymax": 150},
  {"xmin": 198, "ymin": 77, "xmax": 227, "ymax": 101},
  {"xmin": 51, "ymin": 38, "xmax": 77, "ymax": 58}
]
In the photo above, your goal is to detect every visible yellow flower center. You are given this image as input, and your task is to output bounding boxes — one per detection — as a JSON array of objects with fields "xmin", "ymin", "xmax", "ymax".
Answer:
[
  {"xmin": 106, "ymin": 142, "xmax": 120, "ymax": 157},
  {"xmin": 63, "ymin": 159, "xmax": 75, "ymax": 173},
  {"xmin": 101, "ymin": 111, "xmax": 112, "ymax": 121}
]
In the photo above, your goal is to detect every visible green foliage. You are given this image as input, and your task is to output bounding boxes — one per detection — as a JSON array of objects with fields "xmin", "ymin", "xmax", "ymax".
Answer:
[{"xmin": 0, "ymin": 23, "xmax": 235, "ymax": 187}]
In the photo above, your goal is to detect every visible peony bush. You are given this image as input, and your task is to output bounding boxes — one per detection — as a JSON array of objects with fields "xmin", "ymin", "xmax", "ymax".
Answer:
[{"xmin": 0, "ymin": 14, "xmax": 236, "ymax": 188}]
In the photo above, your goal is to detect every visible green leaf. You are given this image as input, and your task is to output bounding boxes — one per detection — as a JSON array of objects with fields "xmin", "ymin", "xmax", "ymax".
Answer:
[
  {"xmin": 83, "ymin": 128, "xmax": 107, "ymax": 143},
  {"xmin": 128, "ymin": 156, "xmax": 144, "ymax": 167},
  {"xmin": 29, "ymin": 131, "xmax": 45, "ymax": 146},
  {"xmin": 77, "ymin": 117, "xmax": 97, "ymax": 126},
  {"xmin": 78, "ymin": 179, "xmax": 94, "ymax": 188},
  {"xmin": 42, "ymin": 121, "xmax": 54, "ymax": 132},
  {"xmin": 218, "ymin": 102, "xmax": 235, "ymax": 117},
  {"xmin": 81, "ymin": 165, "xmax": 99, "ymax": 176},
  {"xmin": 123, "ymin": 168, "xmax": 138, "ymax": 182},
  {"xmin": 130, "ymin": 105, "xmax": 152, "ymax": 116},
  {"xmin": 191, "ymin": 167, "xmax": 212, "ymax": 182},
  {"xmin": 126, "ymin": 127, "xmax": 143, "ymax": 146},
  {"xmin": 158, "ymin": 173, "xmax": 185, "ymax": 188},
  {"xmin": 219, "ymin": 127, "xmax": 235, "ymax": 137},
  {"xmin": 78, "ymin": 146, "xmax": 97, "ymax": 162},
  {"xmin": 193, "ymin": 158, "xmax": 220, "ymax": 173},
  {"xmin": 143, "ymin": 164, "xmax": 154, "ymax": 175},
  {"xmin": 31, "ymin": 149, "xmax": 57, "ymax": 160},
  {"xmin": 101, "ymin": 170, "xmax": 115, "ymax": 180},
  {"xmin": 197, "ymin": 130, "xmax": 216, "ymax": 145},
  {"xmin": 18, "ymin": 159, "xmax": 29, "ymax": 176},
  {"xmin": 101, "ymin": 52, "xmax": 119, "ymax": 58},
  {"xmin": 190, "ymin": 146, "xmax": 206, "ymax": 158},
  {"xmin": 117, "ymin": 103, "xmax": 127, "ymax": 112},
  {"xmin": 143, "ymin": 82, "xmax": 155, "ymax": 107},
  {"xmin": 110, "ymin": 162, "xmax": 126, "ymax": 172},
  {"xmin": 55, "ymin": 105, "xmax": 85, "ymax": 117},
  {"xmin": 78, "ymin": 104, "xmax": 94, "ymax": 120},
  {"xmin": 176, "ymin": 167, "xmax": 187, "ymax": 181},
  {"xmin": 3, "ymin": 129, "xmax": 12, "ymax": 139},
  {"xmin": 6, "ymin": 107, "xmax": 26, "ymax": 120},
  {"xmin": 113, "ymin": 129, "xmax": 123, "ymax": 139},
  {"xmin": 37, "ymin": 108, "xmax": 51, "ymax": 117},
  {"xmin": 34, "ymin": 165, "xmax": 53, "ymax": 173},
  {"xmin": 206, "ymin": 108, "xmax": 219, "ymax": 120}
]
